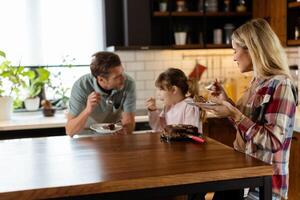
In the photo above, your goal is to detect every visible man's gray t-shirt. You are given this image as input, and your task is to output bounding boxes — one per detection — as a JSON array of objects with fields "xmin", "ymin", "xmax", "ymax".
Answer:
[{"xmin": 68, "ymin": 73, "xmax": 136, "ymax": 127}]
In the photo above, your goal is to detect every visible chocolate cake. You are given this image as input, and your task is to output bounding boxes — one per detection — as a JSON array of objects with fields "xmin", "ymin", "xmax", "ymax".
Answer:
[
  {"xmin": 160, "ymin": 124, "xmax": 199, "ymax": 142},
  {"xmin": 103, "ymin": 123, "xmax": 115, "ymax": 130}
]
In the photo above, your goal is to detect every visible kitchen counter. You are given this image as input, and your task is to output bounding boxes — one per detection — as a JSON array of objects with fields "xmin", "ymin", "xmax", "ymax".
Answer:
[
  {"xmin": 1, "ymin": 109, "xmax": 300, "ymax": 133},
  {"xmin": 0, "ymin": 110, "xmax": 149, "ymax": 131}
]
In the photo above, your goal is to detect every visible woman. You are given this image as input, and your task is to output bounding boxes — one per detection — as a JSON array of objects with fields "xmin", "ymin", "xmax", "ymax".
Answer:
[{"xmin": 199, "ymin": 18, "xmax": 298, "ymax": 200}]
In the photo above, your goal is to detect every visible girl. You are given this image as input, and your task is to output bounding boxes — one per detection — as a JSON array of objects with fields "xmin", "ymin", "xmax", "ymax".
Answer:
[{"xmin": 146, "ymin": 68, "xmax": 204, "ymax": 133}]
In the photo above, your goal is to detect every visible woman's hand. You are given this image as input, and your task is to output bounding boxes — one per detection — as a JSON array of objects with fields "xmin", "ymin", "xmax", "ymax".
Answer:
[
  {"xmin": 197, "ymin": 99, "xmax": 242, "ymax": 120},
  {"xmin": 207, "ymin": 79, "xmax": 229, "ymax": 102},
  {"xmin": 145, "ymin": 97, "xmax": 157, "ymax": 111}
]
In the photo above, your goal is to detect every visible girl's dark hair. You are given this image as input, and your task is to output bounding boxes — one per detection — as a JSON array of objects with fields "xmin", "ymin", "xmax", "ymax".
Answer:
[
  {"xmin": 90, "ymin": 51, "xmax": 121, "ymax": 78},
  {"xmin": 155, "ymin": 68, "xmax": 205, "ymax": 121},
  {"xmin": 155, "ymin": 68, "xmax": 189, "ymax": 95},
  {"xmin": 155, "ymin": 68, "xmax": 198, "ymax": 97}
]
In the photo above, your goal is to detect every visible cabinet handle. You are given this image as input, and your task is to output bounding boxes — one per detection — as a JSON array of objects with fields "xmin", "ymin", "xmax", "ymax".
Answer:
[{"xmin": 292, "ymin": 136, "xmax": 298, "ymax": 141}]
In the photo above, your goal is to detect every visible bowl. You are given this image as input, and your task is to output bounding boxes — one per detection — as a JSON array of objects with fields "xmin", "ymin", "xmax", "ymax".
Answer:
[{"xmin": 43, "ymin": 108, "xmax": 56, "ymax": 117}]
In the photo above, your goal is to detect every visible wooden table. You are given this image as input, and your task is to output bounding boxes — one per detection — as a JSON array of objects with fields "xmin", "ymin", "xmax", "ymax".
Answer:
[{"xmin": 0, "ymin": 133, "xmax": 273, "ymax": 199}]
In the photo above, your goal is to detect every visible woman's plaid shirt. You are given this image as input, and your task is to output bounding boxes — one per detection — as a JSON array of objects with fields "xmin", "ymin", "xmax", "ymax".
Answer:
[{"xmin": 233, "ymin": 75, "xmax": 298, "ymax": 199}]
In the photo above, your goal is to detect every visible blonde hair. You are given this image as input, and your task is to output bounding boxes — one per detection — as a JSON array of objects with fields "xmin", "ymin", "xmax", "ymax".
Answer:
[{"xmin": 232, "ymin": 18, "xmax": 290, "ymax": 79}]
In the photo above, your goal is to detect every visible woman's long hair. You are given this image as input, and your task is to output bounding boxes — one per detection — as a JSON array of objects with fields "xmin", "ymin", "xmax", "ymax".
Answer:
[{"xmin": 232, "ymin": 18, "xmax": 291, "ymax": 79}]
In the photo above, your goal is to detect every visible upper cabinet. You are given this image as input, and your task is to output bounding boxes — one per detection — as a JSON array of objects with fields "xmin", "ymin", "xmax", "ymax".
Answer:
[
  {"xmin": 105, "ymin": 0, "xmax": 299, "ymax": 49},
  {"xmin": 253, "ymin": 0, "xmax": 286, "ymax": 45},
  {"xmin": 151, "ymin": 0, "xmax": 252, "ymax": 49},
  {"xmin": 105, "ymin": 0, "xmax": 252, "ymax": 49},
  {"xmin": 287, "ymin": 1, "xmax": 300, "ymax": 46},
  {"xmin": 253, "ymin": 0, "xmax": 300, "ymax": 46}
]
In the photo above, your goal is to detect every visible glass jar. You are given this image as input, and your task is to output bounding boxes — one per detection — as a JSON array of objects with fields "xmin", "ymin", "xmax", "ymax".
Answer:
[
  {"xmin": 224, "ymin": 23, "xmax": 235, "ymax": 44},
  {"xmin": 236, "ymin": 0, "xmax": 246, "ymax": 12}
]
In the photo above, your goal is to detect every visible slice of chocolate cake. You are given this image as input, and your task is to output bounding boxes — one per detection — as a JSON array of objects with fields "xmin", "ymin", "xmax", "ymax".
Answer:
[
  {"xmin": 103, "ymin": 123, "xmax": 115, "ymax": 130},
  {"xmin": 161, "ymin": 124, "xmax": 199, "ymax": 142}
]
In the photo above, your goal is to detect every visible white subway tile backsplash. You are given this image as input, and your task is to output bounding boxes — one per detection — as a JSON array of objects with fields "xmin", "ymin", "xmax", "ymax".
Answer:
[
  {"xmin": 154, "ymin": 50, "xmax": 173, "ymax": 60},
  {"xmin": 136, "ymin": 71, "xmax": 155, "ymax": 80},
  {"xmin": 145, "ymin": 80, "xmax": 156, "ymax": 90},
  {"xmin": 288, "ymin": 58, "xmax": 299, "ymax": 66},
  {"xmin": 124, "ymin": 62, "xmax": 145, "ymax": 71},
  {"xmin": 145, "ymin": 61, "xmax": 165, "ymax": 70},
  {"xmin": 117, "ymin": 51, "xmax": 135, "ymax": 61},
  {"xmin": 137, "ymin": 90, "xmax": 155, "ymax": 99},
  {"xmin": 135, "ymin": 81, "xmax": 145, "ymax": 90},
  {"xmin": 163, "ymin": 60, "xmax": 182, "ymax": 68},
  {"xmin": 136, "ymin": 100, "xmax": 146, "ymax": 109},
  {"xmin": 136, "ymin": 51, "xmax": 155, "ymax": 61},
  {"xmin": 172, "ymin": 50, "xmax": 185, "ymax": 60},
  {"xmin": 126, "ymin": 71, "xmax": 136, "ymax": 80}
]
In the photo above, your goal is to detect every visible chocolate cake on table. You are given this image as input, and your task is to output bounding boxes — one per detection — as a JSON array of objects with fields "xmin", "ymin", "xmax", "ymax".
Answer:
[{"xmin": 160, "ymin": 124, "xmax": 200, "ymax": 142}]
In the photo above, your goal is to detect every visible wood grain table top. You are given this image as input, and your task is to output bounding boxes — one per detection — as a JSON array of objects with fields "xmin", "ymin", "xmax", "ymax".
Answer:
[{"xmin": 0, "ymin": 133, "xmax": 273, "ymax": 199}]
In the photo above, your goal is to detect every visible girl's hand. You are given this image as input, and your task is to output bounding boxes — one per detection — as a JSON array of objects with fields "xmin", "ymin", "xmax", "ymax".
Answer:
[{"xmin": 145, "ymin": 97, "xmax": 157, "ymax": 111}]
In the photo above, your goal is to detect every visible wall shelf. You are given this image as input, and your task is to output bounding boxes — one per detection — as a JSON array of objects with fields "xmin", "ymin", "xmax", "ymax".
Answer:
[
  {"xmin": 288, "ymin": 1, "xmax": 300, "ymax": 8},
  {"xmin": 287, "ymin": 39, "xmax": 300, "ymax": 46}
]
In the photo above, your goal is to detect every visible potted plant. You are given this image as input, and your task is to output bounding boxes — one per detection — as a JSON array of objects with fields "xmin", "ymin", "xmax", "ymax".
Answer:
[
  {"xmin": 24, "ymin": 67, "xmax": 50, "ymax": 111},
  {"xmin": 174, "ymin": 24, "xmax": 188, "ymax": 45},
  {"xmin": 159, "ymin": 0, "xmax": 168, "ymax": 12},
  {"xmin": 0, "ymin": 50, "xmax": 27, "ymax": 120}
]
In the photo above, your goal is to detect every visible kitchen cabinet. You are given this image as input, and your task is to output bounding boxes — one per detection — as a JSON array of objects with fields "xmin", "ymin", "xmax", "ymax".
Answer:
[
  {"xmin": 288, "ymin": 133, "xmax": 300, "ymax": 200},
  {"xmin": 105, "ymin": 0, "xmax": 151, "ymax": 47},
  {"xmin": 253, "ymin": 0, "xmax": 300, "ymax": 46},
  {"xmin": 105, "ymin": 0, "xmax": 253, "ymax": 49},
  {"xmin": 252, "ymin": 0, "xmax": 287, "ymax": 45},
  {"xmin": 151, "ymin": 0, "xmax": 252, "ymax": 49},
  {"xmin": 203, "ymin": 118, "xmax": 236, "ymax": 147},
  {"xmin": 287, "ymin": 1, "xmax": 300, "ymax": 46}
]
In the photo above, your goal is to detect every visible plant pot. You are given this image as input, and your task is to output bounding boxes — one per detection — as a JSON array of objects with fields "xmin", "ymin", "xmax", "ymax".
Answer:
[
  {"xmin": 43, "ymin": 108, "xmax": 56, "ymax": 117},
  {"xmin": 159, "ymin": 2, "xmax": 167, "ymax": 12},
  {"xmin": 174, "ymin": 32, "xmax": 187, "ymax": 45},
  {"xmin": 24, "ymin": 97, "xmax": 40, "ymax": 111},
  {"xmin": 0, "ymin": 96, "xmax": 13, "ymax": 121}
]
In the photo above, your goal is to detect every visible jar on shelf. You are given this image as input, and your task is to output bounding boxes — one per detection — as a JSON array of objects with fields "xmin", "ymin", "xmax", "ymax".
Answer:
[
  {"xmin": 176, "ymin": 0, "xmax": 187, "ymax": 12},
  {"xmin": 206, "ymin": 0, "xmax": 218, "ymax": 12},
  {"xmin": 198, "ymin": 0, "xmax": 204, "ymax": 12},
  {"xmin": 296, "ymin": 27, "xmax": 300, "ymax": 40},
  {"xmin": 236, "ymin": 0, "xmax": 246, "ymax": 12},
  {"xmin": 295, "ymin": 17, "xmax": 300, "ymax": 40},
  {"xmin": 224, "ymin": 23, "xmax": 235, "ymax": 44},
  {"xmin": 224, "ymin": 0, "xmax": 230, "ymax": 12}
]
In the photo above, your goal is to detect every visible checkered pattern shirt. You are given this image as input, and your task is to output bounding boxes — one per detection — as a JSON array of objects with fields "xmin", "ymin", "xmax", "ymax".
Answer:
[{"xmin": 232, "ymin": 75, "xmax": 297, "ymax": 199}]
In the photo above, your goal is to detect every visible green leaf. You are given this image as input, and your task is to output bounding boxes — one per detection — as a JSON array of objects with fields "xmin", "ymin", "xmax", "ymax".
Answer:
[{"xmin": 0, "ymin": 50, "xmax": 6, "ymax": 58}]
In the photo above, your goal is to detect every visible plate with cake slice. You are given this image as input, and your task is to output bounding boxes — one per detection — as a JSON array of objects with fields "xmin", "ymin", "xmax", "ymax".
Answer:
[
  {"xmin": 187, "ymin": 101, "xmax": 217, "ymax": 107},
  {"xmin": 90, "ymin": 123, "xmax": 122, "ymax": 134}
]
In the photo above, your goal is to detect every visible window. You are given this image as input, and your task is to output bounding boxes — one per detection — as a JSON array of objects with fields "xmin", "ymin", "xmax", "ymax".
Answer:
[{"xmin": 0, "ymin": 0, "xmax": 105, "ymax": 66}]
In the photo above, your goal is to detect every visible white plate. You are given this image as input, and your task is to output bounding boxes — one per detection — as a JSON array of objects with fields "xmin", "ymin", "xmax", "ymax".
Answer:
[
  {"xmin": 188, "ymin": 102, "xmax": 217, "ymax": 106},
  {"xmin": 196, "ymin": 102, "xmax": 217, "ymax": 106},
  {"xmin": 90, "ymin": 123, "xmax": 122, "ymax": 134}
]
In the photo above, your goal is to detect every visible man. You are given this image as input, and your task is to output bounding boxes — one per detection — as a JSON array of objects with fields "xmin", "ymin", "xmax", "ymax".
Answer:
[{"xmin": 65, "ymin": 52, "xmax": 136, "ymax": 137}]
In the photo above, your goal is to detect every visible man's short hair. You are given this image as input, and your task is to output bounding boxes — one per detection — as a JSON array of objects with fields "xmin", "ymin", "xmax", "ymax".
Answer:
[{"xmin": 90, "ymin": 51, "xmax": 121, "ymax": 78}]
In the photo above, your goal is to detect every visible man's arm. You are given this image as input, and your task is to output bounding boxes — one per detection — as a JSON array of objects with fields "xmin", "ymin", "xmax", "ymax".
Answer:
[
  {"xmin": 121, "ymin": 112, "xmax": 135, "ymax": 134},
  {"xmin": 65, "ymin": 109, "xmax": 91, "ymax": 137},
  {"xmin": 65, "ymin": 91, "xmax": 100, "ymax": 137}
]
